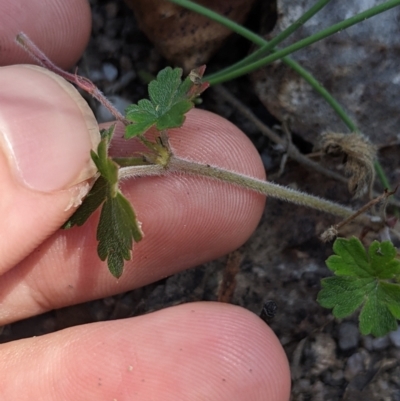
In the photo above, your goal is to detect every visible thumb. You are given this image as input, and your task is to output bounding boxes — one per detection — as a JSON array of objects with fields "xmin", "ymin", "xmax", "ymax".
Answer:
[{"xmin": 0, "ymin": 65, "xmax": 100, "ymax": 275}]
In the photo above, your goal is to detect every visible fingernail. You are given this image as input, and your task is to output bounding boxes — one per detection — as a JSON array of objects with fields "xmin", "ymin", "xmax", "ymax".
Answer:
[{"xmin": 0, "ymin": 65, "xmax": 100, "ymax": 192}]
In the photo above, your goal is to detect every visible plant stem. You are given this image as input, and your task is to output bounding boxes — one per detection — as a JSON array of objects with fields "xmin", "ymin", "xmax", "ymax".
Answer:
[
  {"xmin": 120, "ymin": 155, "xmax": 361, "ymax": 220},
  {"xmin": 113, "ymin": 157, "xmax": 150, "ymax": 167},
  {"xmin": 118, "ymin": 164, "xmax": 164, "ymax": 180},
  {"xmin": 204, "ymin": 0, "xmax": 332, "ymax": 81},
  {"xmin": 374, "ymin": 161, "xmax": 392, "ymax": 191},
  {"xmin": 206, "ymin": 0, "xmax": 400, "ymax": 84},
  {"xmin": 16, "ymin": 32, "xmax": 130, "ymax": 126},
  {"xmin": 335, "ymin": 190, "xmax": 392, "ymax": 232},
  {"xmin": 170, "ymin": 0, "xmax": 349, "ymax": 126},
  {"xmin": 168, "ymin": 156, "xmax": 355, "ymax": 218},
  {"xmin": 170, "ymin": 0, "xmax": 393, "ymax": 191},
  {"xmin": 169, "ymin": 0, "xmax": 361, "ymax": 134}
]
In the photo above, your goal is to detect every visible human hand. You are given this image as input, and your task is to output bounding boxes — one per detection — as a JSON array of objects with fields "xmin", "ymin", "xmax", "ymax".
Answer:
[{"xmin": 0, "ymin": 1, "xmax": 291, "ymax": 399}]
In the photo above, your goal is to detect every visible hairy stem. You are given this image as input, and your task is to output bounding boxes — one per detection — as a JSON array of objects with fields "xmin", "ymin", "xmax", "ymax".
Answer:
[
  {"xmin": 119, "ymin": 155, "xmax": 364, "ymax": 221},
  {"xmin": 168, "ymin": 156, "xmax": 356, "ymax": 219},
  {"xmin": 16, "ymin": 32, "xmax": 130, "ymax": 125},
  {"xmin": 118, "ymin": 164, "xmax": 164, "ymax": 180}
]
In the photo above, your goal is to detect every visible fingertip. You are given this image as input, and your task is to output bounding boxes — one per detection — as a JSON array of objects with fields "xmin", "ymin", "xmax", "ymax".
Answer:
[
  {"xmin": 156, "ymin": 302, "xmax": 291, "ymax": 401},
  {"xmin": 127, "ymin": 302, "xmax": 292, "ymax": 401},
  {"xmin": 0, "ymin": 64, "xmax": 99, "ymax": 274},
  {"xmin": 0, "ymin": 303, "xmax": 291, "ymax": 401}
]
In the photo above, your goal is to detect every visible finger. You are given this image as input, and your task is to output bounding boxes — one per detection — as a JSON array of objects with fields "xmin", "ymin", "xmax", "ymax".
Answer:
[
  {"xmin": 0, "ymin": 303, "xmax": 291, "ymax": 401},
  {"xmin": 0, "ymin": 109, "xmax": 266, "ymax": 324},
  {"xmin": 0, "ymin": 0, "xmax": 91, "ymax": 68},
  {"xmin": 0, "ymin": 65, "xmax": 99, "ymax": 275}
]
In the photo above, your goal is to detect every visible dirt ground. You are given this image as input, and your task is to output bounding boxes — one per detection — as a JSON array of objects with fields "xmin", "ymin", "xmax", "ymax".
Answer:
[{"xmin": 1, "ymin": 1, "xmax": 400, "ymax": 400}]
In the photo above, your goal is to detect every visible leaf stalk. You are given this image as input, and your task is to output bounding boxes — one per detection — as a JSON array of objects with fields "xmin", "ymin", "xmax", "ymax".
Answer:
[
  {"xmin": 118, "ymin": 150, "xmax": 367, "ymax": 222},
  {"xmin": 168, "ymin": 156, "xmax": 356, "ymax": 219},
  {"xmin": 16, "ymin": 32, "xmax": 130, "ymax": 126}
]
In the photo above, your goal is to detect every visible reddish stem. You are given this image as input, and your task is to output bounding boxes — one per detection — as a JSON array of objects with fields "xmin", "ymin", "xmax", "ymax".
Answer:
[{"xmin": 16, "ymin": 32, "xmax": 130, "ymax": 125}]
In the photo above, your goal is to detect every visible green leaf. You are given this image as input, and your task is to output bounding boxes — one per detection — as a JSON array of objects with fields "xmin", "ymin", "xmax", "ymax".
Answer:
[
  {"xmin": 63, "ymin": 126, "xmax": 117, "ymax": 229},
  {"xmin": 125, "ymin": 66, "xmax": 209, "ymax": 138},
  {"xmin": 156, "ymin": 100, "xmax": 192, "ymax": 129},
  {"xmin": 97, "ymin": 192, "xmax": 143, "ymax": 278},
  {"xmin": 124, "ymin": 100, "xmax": 158, "ymax": 138},
  {"xmin": 368, "ymin": 240, "xmax": 400, "ymax": 279},
  {"xmin": 90, "ymin": 134, "xmax": 119, "ymax": 189},
  {"xmin": 326, "ymin": 237, "xmax": 371, "ymax": 277},
  {"xmin": 318, "ymin": 237, "xmax": 400, "ymax": 337},
  {"xmin": 359, "ymin": 289, "xmax": 398, "ymax": 337},
  {"xmin": 318, "ymin": 276, "xmax": 375, "ymax": 318},
  {"xmin": 62, "ymin": 124, "xmax": 143, "ymax": 278}
]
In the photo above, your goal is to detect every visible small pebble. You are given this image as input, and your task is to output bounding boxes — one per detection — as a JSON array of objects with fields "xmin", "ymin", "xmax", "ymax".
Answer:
[
  {"xmin": 362, "ymin": 335, "xmax": 374, "ymax": 351},
  {"xmin": 311, "ymin": 334, "xmax": 337, "ymax": 375},
  {"xmin": 102, "ymin": 62, "xmax": 119, "ymax": 82},
  {"xmin": 296, "ymin": 379, "xmax": 311, "ymax": 392},
  {"xmin": 330, "ymin": 369, "xmax": 344, "ymax": 384},
  {"xmin": 89, "ymin": 69, "xmax": 105, "ymax": 82},
  {"xmin": 371, "ymin": 335, "xmax": 390, "ymax": 350},
  {"xmin": 338, "ymin": 322, "xmax": 359, "ymax": 350},
  {"xmin": 389, "ymin": 325, "xmax": 400, "ymax": 347},
  {"xmin": 344, "ymin": 352, "xmax": 365, "ymax": 381}
]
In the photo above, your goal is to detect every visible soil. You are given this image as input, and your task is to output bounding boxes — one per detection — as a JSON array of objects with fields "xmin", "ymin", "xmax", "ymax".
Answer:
[{"xmin": 1, "ymin": 1, "xmax": 399, "ymax": 400}]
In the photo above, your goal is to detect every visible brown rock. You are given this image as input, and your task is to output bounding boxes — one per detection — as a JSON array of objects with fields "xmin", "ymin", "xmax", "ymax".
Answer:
[{"xmin": 124, "ymin": 0, "xmax": 256, "ymax": 71}]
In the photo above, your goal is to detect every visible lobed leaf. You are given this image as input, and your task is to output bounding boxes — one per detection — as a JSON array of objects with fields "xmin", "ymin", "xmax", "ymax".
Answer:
[
  {"xmin": 359, "ymin": 290, "xmax": 398, "ymax": 337},
  {"xmin": 62, "ymin": 124, "xmax": 143, "ymax": 278},
  {"xmin": 368, "ymin": 240, "xmax": 400, "ymax": 279},
  {"xmin": 318, "ymin": 237, "xmax": 400, "ymax": 337},
  {"xmin": 125, "ymin": 66, "xmax": 209, "ymax": 138},
  {"xmin": 124, "ymin": 100, "xmax": 158, "ymax": 138},
  {"xmin": 327, "ymin": 237, "xmax": 371, "ymax": 277},
  {"xmin": 318, "ymin": 276, "xmax": 374, "ymax": 318},
  {"xmin": 97, "ymin": 192, "xmax": 143, "ymax": 278}
]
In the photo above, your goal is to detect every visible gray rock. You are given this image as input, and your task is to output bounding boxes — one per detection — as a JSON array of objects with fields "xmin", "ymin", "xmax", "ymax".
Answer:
[
  {"xmin": 371, "ymin": 335, "xmax": 390, "ymax": 350},
  {"xmin": 102, "ymin": 62, "xmax": 119, "ymax": 82},
  {"xmin": 344, "ymin": 352, "xmax": 365, "ymax": 381},
  {"xmin": 253, "ymin": 0, "xmax": 400, "ymax": 147},
  {"xmin": 362, "ymin": 335, "xmax": 374, "ymax": 351},
  {"xmin": 338, "ymin": 322, "xmax": 359, "ymax": 351}
]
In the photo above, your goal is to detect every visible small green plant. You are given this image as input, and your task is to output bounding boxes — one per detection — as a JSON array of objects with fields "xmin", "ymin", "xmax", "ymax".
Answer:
[
  {"xmin": 62, "ymin": 66, "xmax": 209, "ymax": 277},
  {"xmin": 53, "ymin": 63, "xmax": 400, "ymax": 337},
  {"xmin": 16, "ymin": 0, "xmax": 400, "ymax": 339},
  {"xmin": 318, "ymin": 237, "xmax": 400, "ymax": 337},
  {"xmin": 62, "ymin": 127, "xmax": 144, "ymax": 278}
]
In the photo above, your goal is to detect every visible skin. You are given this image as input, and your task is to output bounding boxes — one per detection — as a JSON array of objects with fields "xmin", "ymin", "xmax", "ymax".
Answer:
[{"xmin": 0, "ymin": 0, "xmax": 291, "ymax": 400}]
